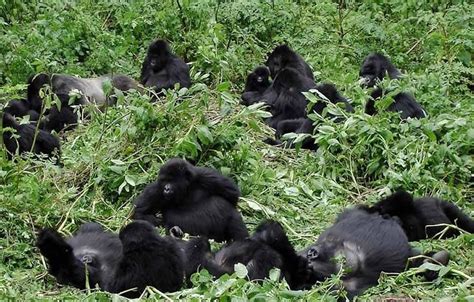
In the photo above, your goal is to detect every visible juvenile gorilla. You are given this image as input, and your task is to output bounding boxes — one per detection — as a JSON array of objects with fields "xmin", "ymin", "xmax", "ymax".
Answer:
[
  {"xmin": 196, "ymin": 220, "xmax": 310, "ymax": 290},
  {"xmin": 2, "ymin": 113, "xmax": 60, "ymax": 161},
  {"xmin": 27, "ymin": 73, "xmax": 139, "ymax": 132},
  {"xmin": 303, "ymin": 208, "xmax": 449, "ymax": 299},
  {"xmin": 362, "ymin": 191, "xmax": 474, "ymax": 241},
  {"xmin": 36, "ymin": 223, "xmax": 122, "ymax": 289},
  {"xmin": 4, "ymin": 99, "xmax": 40, "ymax": 121},
  {"xmin": 132, "ymin": 158, "xmax": 249, "ymax": 242},
  {"xmin": 105, "ymin": 221, "xmax": 184, "ymax": 298},
  {"xmin": 266, "ymin": 83, "xmax": 353, "ymax": 150},
  {"xmin": 359, "ymin": 53, "xmax": 426, "ymax": 119},
  {"xmin": 266, "ymin": 44, "xmax": 314, "ymax": 80},
  {"xmin": 241, "ymin": 66, "xmax": 272, "ymax": 106},
  {"xmin": 140, "ymin": 40, "xmax": 191, "ymax": 94}
]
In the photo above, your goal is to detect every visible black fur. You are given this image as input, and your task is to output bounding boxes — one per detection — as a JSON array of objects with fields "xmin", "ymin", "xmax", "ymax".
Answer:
[
  {"xmin": 363, "ymin": 191, "xmax": 474, "ymax": 241},
  {"xmin": 367, "ymin": 88, "xmax": 426, "ymax": 119},
  {"xmin": 2, "ymin": 113, "xmax": 60, "ymax": 160},
  {"xmin": 304, "ymin": 208, "xmax": 412, "ymax": 299},
  {"xmin": 105, "ymin": 221, "xmax": 184, "ymax": 298},
  {"xmin": 266, "ymin": 45, "xmax": 314, "ymax": 80},
  {"xmin": 359, "ymin": 53, "xmax": 401, "ymax": 88},
  {"xmin": 3, "ymin": 99, "xmax": 40, "ymax": 121},
  {"xmin": 132, "ymin": 158, "xmax": 248, "ymax": 242},
  {"xmin": 200, "ymin": 220, "xmax": 310, "ymax": 289},
  {"xmin": 140, "ymin": 40, "xmax": 191, "ymax": 93},
  {"xmin": 241, "ymin": 66, "xmax": 272, "ymax": 106},
  {"xmin": 36, "ymin": 223, "xmax": 122, "ymax": 289}
]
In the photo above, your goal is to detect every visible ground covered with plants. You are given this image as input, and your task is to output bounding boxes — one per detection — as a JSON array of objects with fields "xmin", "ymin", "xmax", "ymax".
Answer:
[{"xmin": 1, "ymin": 0, "xmax": 473, "ymax": 300}]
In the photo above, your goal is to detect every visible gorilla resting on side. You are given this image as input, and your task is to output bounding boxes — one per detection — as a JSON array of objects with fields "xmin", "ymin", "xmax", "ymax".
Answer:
[
  {"xmin": 132, "ymin": 158, "xmax": 249, "ymax": 242},
  {"xmin": 303, "ymin": 208, "xmax": 450, "ymax": 299},
  {"xmin": 362, "ymin": 190, "xmax": 474, "ymax": 241},
  {"xmin": 140, "ymin": 40, "xmax": 191, "ymax": 95},
  {"xmin": 359, "ymin": 53, "xmax": 426, "ymax": 119},
  {"xmin": 2, "ymin": 113, "xmax": 60, "ymax": 161}
]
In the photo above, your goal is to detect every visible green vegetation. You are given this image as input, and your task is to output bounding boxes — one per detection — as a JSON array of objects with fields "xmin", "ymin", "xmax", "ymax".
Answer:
[{"xmin": 1, "ymin": 0, "xmax": 473, "ymax": 300}]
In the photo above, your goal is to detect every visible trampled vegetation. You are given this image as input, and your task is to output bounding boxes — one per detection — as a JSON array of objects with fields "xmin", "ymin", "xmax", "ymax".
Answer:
[{"xmin": 1, "ymin": 0, "xmax": 473, "ymax": 300}]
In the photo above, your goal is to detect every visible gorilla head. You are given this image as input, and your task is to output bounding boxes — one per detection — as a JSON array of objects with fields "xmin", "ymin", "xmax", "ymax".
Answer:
[
  {"xmin": 265, "ymin": 44, "xmax": 314, "ymax": 80},
  {"xmin": 157, "ymin": 158, "xmax": 196, "ymax": 202},
  {"xmin": 146, "ymin": 40, "xmax": 172, "ymax": 72},
  {"xmin": 359, "ymin": 53, "xmax": 401, "ymax": 88}
]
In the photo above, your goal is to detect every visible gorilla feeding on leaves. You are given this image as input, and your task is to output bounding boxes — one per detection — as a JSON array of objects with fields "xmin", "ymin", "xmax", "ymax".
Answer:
[
  {"xmin": 2, "ymin": 113, "xmax": 60, "ymax": 161},
  {"xmin": 27, "ymin": 73, "xmax": 139, "ymax": 132},
  {"xmin": 303, "ymin": 207, "xmax": 450, "ymax": 299},
  {"xmin": 266, "ymin": 44, "xmax": 314, "ymax": 80},
  {"xmin": 132, "ymin": 158, "xmax": 249, "ymax": 242},
  {"xmin": 359, "ymin": 53, "xmax": 426, "ymax": 119},
  {"xmin": 362, "ymin": 191, "xmax": 474, "ymax": 241},
  {"xmin": 140, "ymin": 40, "xmax": 191, "ymax": 95}
]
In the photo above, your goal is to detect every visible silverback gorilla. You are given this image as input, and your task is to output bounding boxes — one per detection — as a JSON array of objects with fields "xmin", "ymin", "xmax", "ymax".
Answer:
[
  {"xmin": 132, "ymin": 158, "xmax": 248, "ymax": 242},
  {"xmin": 140, "ymin": 40, "xmax": 191, "ymax": 94}
]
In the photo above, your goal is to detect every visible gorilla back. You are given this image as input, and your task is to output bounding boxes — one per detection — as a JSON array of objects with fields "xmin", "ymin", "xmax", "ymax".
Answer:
[{"xmin": 305, "ymin": 208, "xmax": 411, "ymax": 299}]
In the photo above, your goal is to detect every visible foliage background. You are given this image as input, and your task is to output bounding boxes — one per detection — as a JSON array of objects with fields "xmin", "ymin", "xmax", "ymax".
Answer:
[{"xmin": 0, "ymin": 0, "xmax": 473, "ymax": 300}]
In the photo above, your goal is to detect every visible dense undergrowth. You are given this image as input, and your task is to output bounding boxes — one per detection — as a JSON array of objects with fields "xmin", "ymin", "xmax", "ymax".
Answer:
[{"xmin": 0, "ymin": 0, "xmax": 473, "ymax": 300}]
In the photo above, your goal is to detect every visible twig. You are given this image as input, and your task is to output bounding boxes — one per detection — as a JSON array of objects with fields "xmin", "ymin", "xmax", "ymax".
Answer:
[{"xmin": 406, "ymin": 26, "xmax": 437, "ymax": 55}]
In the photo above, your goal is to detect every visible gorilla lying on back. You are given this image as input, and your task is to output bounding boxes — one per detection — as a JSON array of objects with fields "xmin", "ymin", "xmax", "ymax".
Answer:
[
  {"xmin": 362, "ymin": 191, "xmax": 474, "ymax": 241},
  {"xmin": 2, "ymin": 113, "xmax": 60, "ymax": 161},
  {"xmin": 27, "ymin": 73, "xmax": 139, "ymax": 132},
  {"xmin": 359, "ymin": 53, "xmax": 426, "ymax": 119},
  {"xmin": 303, "ymin": 208, "xmax": 450, "ymax": 299},
  {"xmin": 132, "ymin": 158, "xmax": 249, "ymax": 242},
  {"xmin": 240, "ymin": 66, "xmax": 273, "ymax": 106},
  {"xmin": 37, "ymin": 221, "xmax": 207, "ymax": 298},
  {"xmin": 140, "ymin": 40, "xmax": 191, "ymax": 95},
  {"xmin": 266, "ymin": 44, "xmax": 314, "ymax": 80},
  {"xmin": 183, "ymin": 220, "xmax": 310, "ymax": 290},
  {"xmin": 265, "ymin": 83, "xmax": 353, "ymax": 150}
]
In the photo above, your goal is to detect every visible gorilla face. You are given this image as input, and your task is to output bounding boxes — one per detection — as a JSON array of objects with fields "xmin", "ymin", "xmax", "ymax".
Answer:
[
  {"xmin": 306, "ymin": 242, "xmax": 340, "ymax": 279},
  {"xmin": 359, "ymin": 53, "xmax": 401, "ymax": 88},
  {"xmin": 157, "ymin": 158, "xmax": 195, "ymax": 201},
  {"xmin": 147, "ymin": 40, "xmax": 171, "ymax": 72}
]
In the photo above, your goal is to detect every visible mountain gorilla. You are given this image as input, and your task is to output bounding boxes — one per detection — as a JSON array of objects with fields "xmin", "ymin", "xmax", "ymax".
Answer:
[
  {"xmin": 2, "ymin": 113, "xmax": 60, "ymax": 161},
  {"xmin": 359, "ymin": 53, "xmax": 426, "ymax": 119},
  {"xmin": 303, "ymin": 208, "xmax": 450, "ymax": 299},
  {"xmin": 362, "ymin": 191, "xmax": 474, "ymax": 241},
  {"xmin": 3, "ymin": 99, "xmax": 40, "ymax": 121},
  {"xmin": 185, "ymin": 220, "xmax": 310, "ymax": 289},
  {"xmin": 266, "ymin": 44, "xmax": 314, "ymax": 80},
  {"xmin": 241, "ymin": 66, "xmax": 273, "ymax": 106},
  {"xmin": 38, "ymin": 221, "xmax": 208, "ymax": 297},
  {"xmin": 265, "ymin": 83, "xmax": 353, "ymax": 150},
  {"xmin": 27, "ymin": 73, "xmax": 139, "ymax": 132},
  {"xmin": 140, "ymin": 40, "xmax": 191, "ymax": 95},
  {"xmin": 132, "ymin": 158, "xmax": 248, "ymax": 242}
]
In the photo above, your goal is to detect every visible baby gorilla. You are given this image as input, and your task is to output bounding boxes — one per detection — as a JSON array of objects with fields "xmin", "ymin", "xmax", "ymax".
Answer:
[
  {"xmin": 140, "ymin": 40, "xmax": 191, "ymax": 94},
  {"xmin": 105, "ymin": 221, "xmax": 184, "ymax": 298},
  {"xmin": 362, "ymin": 191, "xmax": 474, "ymax": 241},
  {"xmin": 36, "ymin": 223, "xmax": 122, "ymax": 290},
  {"xmin": 359, "ymin": 53, "xmax": 426, "ymax": 119},
  {"xmin": 27, "ymin": 73, "xmax": 139, "ymax": 132},
  {"xmin": 266, "ymin": 44, "xmax": 314, "ymax": 80},
  {"xmin": 241, "ymin": 66, "xmax": 272, "ymax": 106},
  {"xmin": 303, "ymin": 208, "xmax": 449, "ymax": 299},
  {"xmin": 132, "ymin": 158, "xmax": 249, "ymax": 242},
  {"xmin": 198, "ymin": 220, "xmax": 310, "ymax": 290},
  {"xmin": 3, "ymin": 113, "xmax": 60, "ymax": 161}
]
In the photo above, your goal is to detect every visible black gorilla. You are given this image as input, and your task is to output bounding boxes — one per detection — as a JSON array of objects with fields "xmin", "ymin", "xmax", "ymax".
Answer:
[
  {"xmin": 304, "ymin": 208, "xmax": 449, "ymax": 299},
  {"xmin": 36, "ymin": 223, "xmax": 122, "ymax": 289},
  {"xmin": 241, "ymin": 66, "xmax": 272, "ymax": 106},
  {"xmin": 105, "ymin": 221, "xmax": 184, "ymax": 298},
  {"xmin": 362, "ymin": 191, "xmax": 474, "ymax": 241},
  {"xmin": 140, "ymin": 40, "xmax": 191, "ymax": 94},
  {"xmin": 266, "ymin": 68, "xmax": 316, "ymax": 129},
  {"xmin": 4, "ymin": 99, "xmax": 40, "ymax": 121},
  {"xmin": 359, "ymin": 53, "xmax": 426, "ymax": 119},
  {"xmin": 266, "ymin": 83, "xmax": 353, "ymax": 150},
  {"xmin": 2, "ymin": 113, "xmax": 60, "ymax": 160},
  {"xmin": 27, "ymin": 73, "xmax": 138, "ymax": 132},
  {"xmin": 266, "ymin": 44, "xmax": 314, "ymax": 80},
  {"xmin": 132, "ymin": 158, "xmax": 249, "ymax": 242},
  {"xmin": 359, "ymin": 53, "xmax": 401, "ymax": 88},
  {"xmin": 194, "ymin": 220, "xmax": 309, "ymax": 290}
]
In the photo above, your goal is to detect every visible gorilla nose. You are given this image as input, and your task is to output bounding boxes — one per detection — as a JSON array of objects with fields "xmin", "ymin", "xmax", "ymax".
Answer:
[
  {"xmin": 164, "ymin": 184, "xmax": 172, "ymax": 195},
  {"xmin": 81, "ymin": 255, "xmax": 93, "ymax": 264},
  {"xmin": 307, "ymin": 247, "xmax": 320, "ymax": 260}
]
